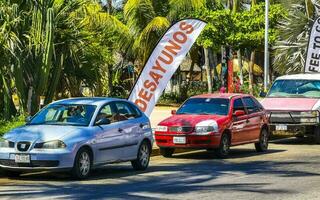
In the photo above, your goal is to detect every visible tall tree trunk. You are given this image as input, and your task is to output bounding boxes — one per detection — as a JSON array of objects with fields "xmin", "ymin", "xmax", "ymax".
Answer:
[
  {"xmin": 237, "ymin": 49, "xmax": 243, "ymax": 84},
  {"xmin": 204, "ymin": 48, "xmax": 213, "ymax": 93},
  {"xmin": 106, "ymin": 64, "xmax": 113, "ymax": 96},
  {"xmin": 249, "ymin": 50, "xmax": 255, "ymax": 95},
  {"xmin": 232, "ymin": 0, "xmax": 240, "ymax": 13}
]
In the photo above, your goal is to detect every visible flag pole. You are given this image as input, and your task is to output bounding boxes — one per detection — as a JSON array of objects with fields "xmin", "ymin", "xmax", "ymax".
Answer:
[{"xmin": 264, "ymin": 0, "xmax": 269, "ymax": 92}]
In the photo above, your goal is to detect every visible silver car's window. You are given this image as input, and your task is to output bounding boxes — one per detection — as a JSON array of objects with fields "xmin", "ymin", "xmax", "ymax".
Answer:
[{"xmin": 29, "ymin": 104, "xmax": 96, "ymax": 126}]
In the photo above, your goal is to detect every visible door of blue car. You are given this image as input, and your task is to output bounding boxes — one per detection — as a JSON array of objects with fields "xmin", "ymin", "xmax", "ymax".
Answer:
[
  {"xmin": 93, "ymin": 102, "xmax": 126, "ymax": 163},
  {"xmin": 113, "ymin": 102, "xmax": 146, "ymax": 159}
]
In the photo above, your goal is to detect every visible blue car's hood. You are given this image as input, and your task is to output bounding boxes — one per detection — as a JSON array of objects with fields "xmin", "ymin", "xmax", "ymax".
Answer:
[{"xmin": 4, "ymin": 125, "xmax": 80, "ymax": 142}]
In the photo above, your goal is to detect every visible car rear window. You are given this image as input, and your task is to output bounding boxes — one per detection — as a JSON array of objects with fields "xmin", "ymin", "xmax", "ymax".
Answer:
[{"xmin": 177, "ymin": 98, "xmax": 230, "ymax": 116}]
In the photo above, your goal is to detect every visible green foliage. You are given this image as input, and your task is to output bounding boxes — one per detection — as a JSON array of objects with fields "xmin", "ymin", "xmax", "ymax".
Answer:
[
  {"xmin": 197, "ymin": 3, "xmax": 286, "ymax": 50},
  {"xmin": 0, "ymin": 116, "xmax": 25, "ymax": 136}
]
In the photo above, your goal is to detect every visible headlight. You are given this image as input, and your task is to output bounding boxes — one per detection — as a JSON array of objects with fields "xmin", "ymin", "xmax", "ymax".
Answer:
[
  {"xmin": 194, "ymin": 120, "xmax": 219, "ymax": 135},
  {"xmin": 298, "ymin": 111, "xmax": 319, "ymax": 117},
  {"xmin": 155, "ymin": 126, "xmax": 168, "ymax": 132},
  {"xmin": 0, "ymin": 138, "xmax": 14, "ymax": 148},
  {"xmin": 300, "ymin": 118, "xmax": 319, "ymax": 123},
  {"xmin": 34, "ymin": 140, "xmax": 66, "ymax": 149}
]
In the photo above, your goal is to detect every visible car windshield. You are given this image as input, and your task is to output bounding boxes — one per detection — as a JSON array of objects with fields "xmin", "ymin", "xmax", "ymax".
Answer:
[
  {"xmin": 29, "ymin": 104, "xmax": 96, "ymax": 126},
  {"xmin": 177, "ymin": 98, "xmax": 230, "ymax": 116},
  {"xmin": 268, "ymin": 79, "xmax": 320, "ymax": 98}
]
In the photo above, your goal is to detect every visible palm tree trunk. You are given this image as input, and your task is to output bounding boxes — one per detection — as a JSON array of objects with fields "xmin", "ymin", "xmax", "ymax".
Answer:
[
  {"xmin": 237, "ymin": 49, "xmax": 243, "ymax": 84},
  {"xmin": 204, "ymin": 48, "xmax": 213, "ymax": 93},
  {"xmin": 305, "ymin": 0, "xmax": 314, "ymax": 18},
  {"xmin": 249, "ymin": 50, "xmax": 255, "ymax": 95}
]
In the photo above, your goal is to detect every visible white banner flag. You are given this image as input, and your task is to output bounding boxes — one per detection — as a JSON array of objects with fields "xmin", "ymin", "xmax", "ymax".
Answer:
[
  {"xmin": 305, "ymin": 17, "xmax": 320, "ymax": 73},
  {"xmin": 128, "ymin": 19, "xmax": 207, "ymax": 116}
]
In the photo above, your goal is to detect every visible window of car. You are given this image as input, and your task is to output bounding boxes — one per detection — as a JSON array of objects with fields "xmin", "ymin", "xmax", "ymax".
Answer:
[
  {"xmin": 176, "ymin": 98, "xmax": 230, "ymax": 116},
  {"xmin": 29, "ymin": 104, "xmax": 96, "ymax": 126},
  {"xmin": 95, "ymin": 103, "xmax": 117, "ymax": 124},
  {"xmin": 243, "ymin": 97, "xmax": 260, "ymax": 114},
  {"xmin": 115, "ymin": 102, "xmax": 141, "ymax": 120},
  {"xmin": 233, "ymin": 98, "xmax": 246, "ymax": 113}
]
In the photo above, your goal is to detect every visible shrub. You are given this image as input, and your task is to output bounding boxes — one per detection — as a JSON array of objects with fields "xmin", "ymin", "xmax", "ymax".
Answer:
[{"xmin": 0, "ymin": 116, "xmax": 25, "ymax": 136}]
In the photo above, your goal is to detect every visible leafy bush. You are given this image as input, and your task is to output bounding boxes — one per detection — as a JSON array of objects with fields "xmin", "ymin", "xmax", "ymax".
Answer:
[{"xmin": 0, "ymin": 116, "xmax": 25, "ymax": 136}]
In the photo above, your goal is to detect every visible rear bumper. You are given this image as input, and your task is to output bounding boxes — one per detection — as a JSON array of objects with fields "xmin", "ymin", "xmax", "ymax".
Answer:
[{"xmin": 155, "ymin": 134, "xmax": 221, "ymax": 149}]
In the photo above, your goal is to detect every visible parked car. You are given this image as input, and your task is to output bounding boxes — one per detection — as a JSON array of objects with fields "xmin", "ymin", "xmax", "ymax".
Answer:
[
  {"xmin": 261, "ymin": 73, "xmax": 320, "ymax": 143},
  {"xmin": 154, "ymin": 93, "xmax": 269, "ymax": 158},
  {"xmin": 0, "ymin": 98, "xmax": 153, "ymax": 179}
]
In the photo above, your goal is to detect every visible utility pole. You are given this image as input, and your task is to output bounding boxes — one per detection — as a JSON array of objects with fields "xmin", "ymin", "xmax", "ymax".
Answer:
[{"xmin": 264, "ymin": 0, "xmax": 269, "ymax": 92}]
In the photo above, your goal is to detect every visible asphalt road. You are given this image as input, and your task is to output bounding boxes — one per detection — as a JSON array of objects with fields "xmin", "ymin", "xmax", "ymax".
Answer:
[{"xmin": 0, "ymin": 137, "xmax": 320, "ymax": 200}]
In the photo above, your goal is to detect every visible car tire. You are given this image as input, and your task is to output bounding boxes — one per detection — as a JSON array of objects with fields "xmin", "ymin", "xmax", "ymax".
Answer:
[
  {"xmin": 255, "ymin": 128, "xmax": 269, "ymax": 152},
  {"xmin": 71, "ymin": 147, "xmax": 92, "ymax": 179},
  {"xmin": 160, "ymin": 148, "xmax": 175, "ymax": 158},
  {"xmin": 214, "ymin": 133, "xmax": 230, "ymax": 158},
  {"xmin": 131, "ymin": 141, "xmax": 151, "ymax": 171},
  {"xmin": 4, "ymin": 170, "xmax": 22, "ymax": 178},
  {"xmin": 314, "ymin": 126, "xmax": 320, "ymax": 144}
]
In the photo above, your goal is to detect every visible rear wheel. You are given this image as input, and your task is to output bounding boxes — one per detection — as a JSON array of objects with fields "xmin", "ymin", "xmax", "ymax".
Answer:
[
  {"xmin": 71, "ymin": 148, "xmax": 92, "ymax": 179},
  {"xmin": 160, "ymin": 148, "xmax": 175, "ymax": 158},
  {"xmin": 214, "ymin": 134, "xmax": 230, "ymax": 158},
  {"xmin": 255, "ymin": 129, "xmax": 269, "ymax": 152},
  {"xmin": 131, "ymin": 141, "xmax": 151, "ymax": 171}
]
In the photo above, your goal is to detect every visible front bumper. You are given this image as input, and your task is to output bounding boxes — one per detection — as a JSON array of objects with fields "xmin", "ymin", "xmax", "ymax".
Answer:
[
  {"xmin": 269, "ymin": 124, "xmax": 317, "ymax": 135},
  {"xmin": 155, "ymin": 133, "xmax": 221, "ymax": 149},
  {"xmin": 0, "ymin": 148, "xmax": 74, "ymax": 171}
]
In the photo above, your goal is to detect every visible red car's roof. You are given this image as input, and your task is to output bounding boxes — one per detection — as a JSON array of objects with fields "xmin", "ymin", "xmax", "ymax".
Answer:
[{"xmin": 191, "ymin": 93, "xmax": 249, "ymax": 99}]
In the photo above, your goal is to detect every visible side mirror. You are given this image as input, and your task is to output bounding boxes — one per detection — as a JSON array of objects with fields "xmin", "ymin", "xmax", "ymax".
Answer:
[
  {"xmin": 233, "ymin": 110, "xmax": 245, "ymax": 117},
  {"xmin": 96, "ymin": 118, "xmax": 111, "ymax": 126},
  {"xmin": 25, "ymin": 116, "xmax": 32, "ymax": 123},
  {"xmin": 171, "ymin": 110, "xmax": 177, "ymax": 115},
  {"xmin": 259, "ymin": 91, "xmax": 266, "ymax": 98}
]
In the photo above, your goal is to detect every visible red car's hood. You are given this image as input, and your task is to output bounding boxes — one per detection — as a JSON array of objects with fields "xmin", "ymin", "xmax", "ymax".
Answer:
[
  {"xmin": 158, "ymin": 114, "xmax": 229, "ymax": 127},
  {"xmin": 261, "ymin": 97, "xmax": 319, "ymax": 111}
]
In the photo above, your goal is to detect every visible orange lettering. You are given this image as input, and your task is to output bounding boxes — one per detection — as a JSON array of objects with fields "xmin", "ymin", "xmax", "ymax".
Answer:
[
  {"xmin": 138, "ymin": 88, "xmax": 153, "ymax": 102},
  {"xmin": 164, "ymin": 40, "xmax": 181, "ymax": 56},
  {"xmin": 135, "ymin": 99, "xmax": 147, "ymax": 112},
  {"xmin": 158, "ymin": 50, "xmax": 174, "ymax": 65},
  {"xmin": 173, "ymin": 31, "xmax": 187, "ymax": 44},
  {"xmin": 144, "ymin": 80, "xmax": 157, "ymax": 92},
  {"xmin": 149, "ymin": 71, "xmax": 163, "ymax": 85},
  {"xmin": 180, "ymin": 22, "xmax": 194, "ymax": 34}
]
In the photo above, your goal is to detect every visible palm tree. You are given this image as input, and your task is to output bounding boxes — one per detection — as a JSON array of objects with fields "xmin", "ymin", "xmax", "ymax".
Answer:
[{"xmin": 273, "ymin": 0, "xmax": 318, "ymax": 74}]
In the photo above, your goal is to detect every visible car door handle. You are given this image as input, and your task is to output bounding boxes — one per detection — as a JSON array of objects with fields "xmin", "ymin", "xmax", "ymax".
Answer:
[
  {"xmin": 246, "ymin": 119, "xmax": 250, "ymax": 123},
  {"xmin": 118, "ymin": 128, "xmax": 123, "ymax": 133}
]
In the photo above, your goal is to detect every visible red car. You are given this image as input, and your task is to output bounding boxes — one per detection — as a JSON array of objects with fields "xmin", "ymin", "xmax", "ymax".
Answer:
[{"xmin": 155, "ymin": 93, "xmax": 269, "ymax": 158}]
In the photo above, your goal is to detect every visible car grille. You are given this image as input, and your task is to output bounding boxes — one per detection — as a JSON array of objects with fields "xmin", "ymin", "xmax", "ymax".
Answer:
[
  {"xmin": 169, "ymin": 126, "xmax": 193, "ymax": 133},
  {"xmin": 269, "ymin": 112, "xmax": 317, "ymax": 124},
  {"xmin": 0, "ymin": 159, "xmax": 59, "ymax": 168},
  {"xmin": 17, "ymin": 142, "xmax": 31, "ymax": 152}
]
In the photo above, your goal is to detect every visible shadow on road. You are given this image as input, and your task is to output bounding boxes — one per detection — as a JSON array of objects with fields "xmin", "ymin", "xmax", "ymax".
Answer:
[
  {"xmin": 271, "ymin": 137, "xmax": 319, "ymax": 145},
  {"xmin": 1, "ymin": 148, "xmax": 320, "ymax": 199}
]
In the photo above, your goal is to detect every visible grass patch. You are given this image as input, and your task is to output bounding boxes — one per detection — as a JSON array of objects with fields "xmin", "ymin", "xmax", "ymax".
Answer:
[{"xmin": 0, "ymin": 116, "xmax": 25, "ymax": 136}]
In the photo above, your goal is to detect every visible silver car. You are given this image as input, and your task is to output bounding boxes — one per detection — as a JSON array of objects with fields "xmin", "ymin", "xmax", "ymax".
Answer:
[{"xmin": 0, "ymin": 98, "xmax": 153, "ymax": 179}]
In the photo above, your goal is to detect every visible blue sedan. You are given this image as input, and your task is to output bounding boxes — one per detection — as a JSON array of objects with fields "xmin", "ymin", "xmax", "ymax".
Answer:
[{"xmin": 0, "ymin": 98, "xmax": 153, "ymax": 179}]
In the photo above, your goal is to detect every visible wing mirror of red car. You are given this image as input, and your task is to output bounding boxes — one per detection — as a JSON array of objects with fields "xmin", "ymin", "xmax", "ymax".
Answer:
[
  {"xmin": 171, "ymin": 110, "xmax": 177, "ymax": 115},
  {"xmin": 233, "ymin": 110, "xmax": 245, "ymax": 117}
]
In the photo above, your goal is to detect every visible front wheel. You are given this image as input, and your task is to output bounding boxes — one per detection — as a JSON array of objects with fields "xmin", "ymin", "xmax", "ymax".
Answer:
[
  {"xmin": 214, "ymin": 134, "xmax": 230, "ymax": 158},
  {"xmin": 255, "ymin": 129, "xmax": 269, "ymax": 152},
  {"xmin": 71, "ymin": 148, "xmax": 92, "ymax": 179},
  {"xmin": 131, "ymin": 141, "xmax": 151, "ymax": 171}
]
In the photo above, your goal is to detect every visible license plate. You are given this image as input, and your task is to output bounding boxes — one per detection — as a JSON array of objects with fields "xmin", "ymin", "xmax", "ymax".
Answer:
[
  {"xmin": 14, "ymin": 154, "xmax": 30, "ymax": 163},
  {"xmin": 173, "ymin": 136, "xmax": 186, "ymax": 144},
  {"xmin": 276, "ymin": 125, "xmax": 287, "ymax": 131}
]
